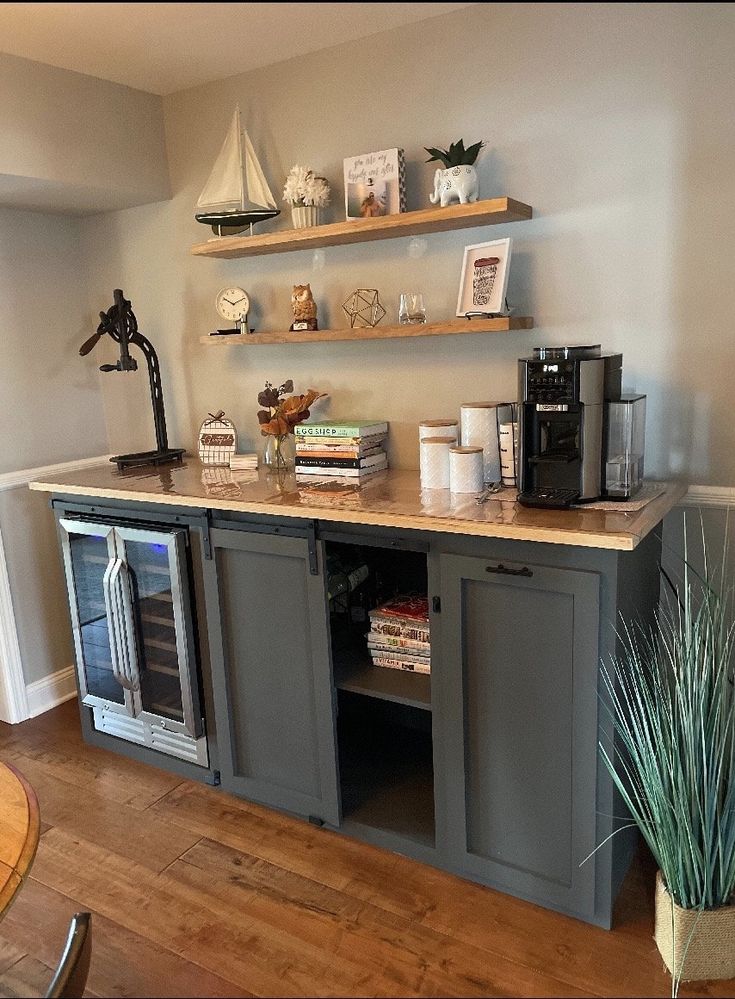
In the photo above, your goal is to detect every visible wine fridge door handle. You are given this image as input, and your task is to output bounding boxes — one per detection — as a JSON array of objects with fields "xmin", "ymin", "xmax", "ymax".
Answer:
[
  {"xmin": 103, "ymin": 558, "xmax": 128, "ymax": 691},
  {"xmin": 116, "ymin": 560, "xmax": 141, "ymax": 693},
  {"xmin": 106, "ymin": 559, "xmax": 137, "ymax": 691}
]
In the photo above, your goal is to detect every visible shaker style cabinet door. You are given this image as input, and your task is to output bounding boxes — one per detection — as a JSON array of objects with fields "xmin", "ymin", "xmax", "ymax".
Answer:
[
  {"xmin": 203, "ymin": 528, "xmax": 340, "ymax": 825},
  {"xmin": 436, "ymin": 553, "xmax": 600, "ymax": 922}
]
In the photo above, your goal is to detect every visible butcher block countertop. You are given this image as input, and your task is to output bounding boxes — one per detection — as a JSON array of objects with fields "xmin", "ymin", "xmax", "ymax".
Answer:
[{"xmin": 29, "ymin": 459, "xmax": 686, "ymax": 551}]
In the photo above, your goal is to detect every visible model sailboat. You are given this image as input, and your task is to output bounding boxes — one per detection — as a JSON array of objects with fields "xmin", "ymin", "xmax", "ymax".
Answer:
[{"xmin": 195, "ymin": 107, "xmax": 280, "ymax": 236}]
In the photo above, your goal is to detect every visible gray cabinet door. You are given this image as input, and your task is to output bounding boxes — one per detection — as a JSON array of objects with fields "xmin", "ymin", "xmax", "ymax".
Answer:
[
  {"xmin": 204, "ymin": 528, "xmax": 340, "ymax": 825},
  {"xmin": 437, "ymin": 553, "xmax": 600, "ymax": 921}
]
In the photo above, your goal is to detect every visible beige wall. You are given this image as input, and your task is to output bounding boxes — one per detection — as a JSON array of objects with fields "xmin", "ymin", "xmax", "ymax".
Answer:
[
  {"xmin": 79, "ymin": 3, "xmax": 735, "ymax": 485},
  {"xmin": 0, "ymin": 52, "xmax": 170, "ymax": 214},
  {"xmin": 0, "ymin": 207, "xmax": 109, "ymax": 472},
  {"xmin": 0, "ymin": 206, "xmax": 110, "ymax": 690}
]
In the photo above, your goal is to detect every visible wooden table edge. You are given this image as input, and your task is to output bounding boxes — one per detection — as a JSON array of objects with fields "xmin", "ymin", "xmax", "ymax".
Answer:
[
  {"xmin": 5, "ymin": 761, "xmax": 41, "ymax": 880},
  {"xmin": 0, "ymin": 864, "xmax": 22, "ymax": 915},
  {"xmin": 0, "ymin": 761, "xmax": 40, "ymax": 919}
]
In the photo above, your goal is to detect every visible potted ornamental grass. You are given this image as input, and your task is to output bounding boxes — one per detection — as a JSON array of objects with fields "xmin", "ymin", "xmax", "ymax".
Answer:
[{"xmin": 599, "ymin": 516, "xmax": 735, "ymax": 991}]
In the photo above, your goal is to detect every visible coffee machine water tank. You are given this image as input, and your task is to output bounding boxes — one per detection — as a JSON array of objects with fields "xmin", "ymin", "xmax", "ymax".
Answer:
[{"xmin": 604, "ymin": 394, "xmax": 646, "ymax": 499}]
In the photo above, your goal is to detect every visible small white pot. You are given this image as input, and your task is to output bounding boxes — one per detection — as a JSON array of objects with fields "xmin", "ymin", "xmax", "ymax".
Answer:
[
  {"xmin": 291, "ymin": 205, "xmax": 321, "ymax": 229},
  {"xmin": 428, "ymin": 165, "xmax": 479, "ymax": 207}
]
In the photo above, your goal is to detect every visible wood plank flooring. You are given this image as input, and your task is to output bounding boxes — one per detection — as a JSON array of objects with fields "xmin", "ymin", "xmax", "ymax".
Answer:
[{"xmin": 1, "ymin": 702, "xmax": 733, "ymax": 998}]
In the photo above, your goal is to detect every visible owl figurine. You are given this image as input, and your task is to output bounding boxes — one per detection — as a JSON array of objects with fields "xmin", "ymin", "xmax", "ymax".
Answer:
[{"xmin": 290, "ymin": 283, "xmax": 318, "ymax": 332}]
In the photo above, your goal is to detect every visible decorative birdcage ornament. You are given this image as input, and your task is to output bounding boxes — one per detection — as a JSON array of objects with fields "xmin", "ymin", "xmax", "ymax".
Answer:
[{"xmin": 198, "ymin": 410, "xmax": 236, "ymax": 466}]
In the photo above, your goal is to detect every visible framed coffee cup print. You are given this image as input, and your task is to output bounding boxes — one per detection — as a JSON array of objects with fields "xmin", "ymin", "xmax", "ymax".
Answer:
[{"xmin": 456, "ymin": 237, "xmax": 512, "ymax": 317}]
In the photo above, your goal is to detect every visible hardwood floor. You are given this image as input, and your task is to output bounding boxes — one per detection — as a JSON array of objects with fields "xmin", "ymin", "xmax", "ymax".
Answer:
[{"xmin": 0, "ymin": 702, "xmax": 733, "ymax": 998}]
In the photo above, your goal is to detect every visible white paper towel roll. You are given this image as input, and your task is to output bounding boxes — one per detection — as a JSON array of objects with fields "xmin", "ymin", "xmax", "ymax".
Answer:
[
  {"xmin": 420, "ymin": 437, "xmax": 452, "ymax": 488},
  {"xmin": 498, "ymin": 421, "xmax": 519, "ymax": 486},
  {"xmin": 419, "ymin": 419, "xmax": 459, "ymax": 443},
  {"xmin": 460, "ymin": 402, "xmax": 501, "ymax": 483},
  {"xmin": 449, "ymin": 446, "xmax": 484, "ymax": 493}
]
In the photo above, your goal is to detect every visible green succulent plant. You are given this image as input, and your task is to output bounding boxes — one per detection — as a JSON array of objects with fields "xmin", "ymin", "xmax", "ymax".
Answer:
[{"xmin": 425, "ymin": 139, "xmax": 485, "ymax": 169}]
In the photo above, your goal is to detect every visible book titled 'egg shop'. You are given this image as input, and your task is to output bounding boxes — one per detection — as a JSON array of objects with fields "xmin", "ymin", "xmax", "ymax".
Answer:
[{"xmin": 295, "ymin": 420, "xmax": 389, "ymax": 439}]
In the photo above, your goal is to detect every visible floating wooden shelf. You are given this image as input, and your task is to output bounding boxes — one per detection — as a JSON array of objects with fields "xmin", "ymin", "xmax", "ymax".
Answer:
[
  {"xmin": 190, "ymin": 197, "xmax": 532, "ymax": 259},
  {"xmin": 199, "ymin": 316, "xmax": 533, "ymax": 346}
]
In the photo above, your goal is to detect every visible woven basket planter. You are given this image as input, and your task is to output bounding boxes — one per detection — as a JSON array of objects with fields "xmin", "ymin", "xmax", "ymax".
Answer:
[{"xmin": 654, "ymin": 871, "xmax": 735, "ymax": 982}]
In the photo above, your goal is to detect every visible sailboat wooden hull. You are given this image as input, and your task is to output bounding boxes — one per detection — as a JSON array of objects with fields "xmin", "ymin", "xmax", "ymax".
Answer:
[{"xmin": 195, "ymin": 208, "xmax": 280, "ymax": 234}]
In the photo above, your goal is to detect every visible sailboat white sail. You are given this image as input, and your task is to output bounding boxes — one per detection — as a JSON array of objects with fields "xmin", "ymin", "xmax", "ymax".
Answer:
[{"xmin": 195, "ymin": 107, "xmax": 279, "ymax": 234}]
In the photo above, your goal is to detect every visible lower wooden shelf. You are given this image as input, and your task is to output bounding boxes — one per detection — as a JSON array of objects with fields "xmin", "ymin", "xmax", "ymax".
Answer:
[
  {"xmin": 200, "ymin": 316, "xmax": 533, "ymax": 346},
  {"xmin": 338, "ymin": 686, "xmax": 435, "ymax": 848}
]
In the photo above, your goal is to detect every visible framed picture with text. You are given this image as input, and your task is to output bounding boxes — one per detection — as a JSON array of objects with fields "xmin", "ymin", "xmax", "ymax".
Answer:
[
  {"xmin": 456, "ymin": 237, "xmax": 512, "ymax": 317},
  {"xmin": 343, "ymin": 148, "xmax": 407, "ymax": 220}
]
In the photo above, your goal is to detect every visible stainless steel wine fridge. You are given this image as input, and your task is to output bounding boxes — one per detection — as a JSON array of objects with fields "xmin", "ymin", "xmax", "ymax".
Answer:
[{"xmin": 59, "ymin": 518, "xmax": 208, "ymax": 766}]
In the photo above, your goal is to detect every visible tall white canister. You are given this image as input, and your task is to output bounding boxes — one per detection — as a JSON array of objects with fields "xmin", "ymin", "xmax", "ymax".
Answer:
[{"xmin": 460, "ymin": 402, "xmax": 502, "ymax": 483}]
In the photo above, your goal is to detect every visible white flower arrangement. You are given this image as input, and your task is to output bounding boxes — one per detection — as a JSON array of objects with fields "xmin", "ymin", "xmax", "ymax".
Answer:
[{"xmin": 282, "ymin": 165, "xmax": 331, "ymax": 208}]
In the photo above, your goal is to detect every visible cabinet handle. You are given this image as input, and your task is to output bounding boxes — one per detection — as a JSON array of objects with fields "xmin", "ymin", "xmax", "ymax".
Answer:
[{"xmin": 486, "ymin": 563, "xmax": 533, "ymax": 578}]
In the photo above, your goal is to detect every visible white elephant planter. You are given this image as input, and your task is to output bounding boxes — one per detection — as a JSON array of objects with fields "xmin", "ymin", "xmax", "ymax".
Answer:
[{"xmin": 429, "ymin": 165, "xmax": 479, "ymax": 207}]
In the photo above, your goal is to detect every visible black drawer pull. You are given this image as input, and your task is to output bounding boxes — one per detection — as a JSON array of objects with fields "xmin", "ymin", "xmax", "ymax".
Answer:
[{"xmin": 486, "ymin": 563, "xmax": 533, "ymax": 578}]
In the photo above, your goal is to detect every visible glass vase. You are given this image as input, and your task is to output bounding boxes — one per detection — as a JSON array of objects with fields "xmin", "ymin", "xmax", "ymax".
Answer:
[{"xmin": 263, "ymin": 433, "xmax": 296, "ymax": 472}]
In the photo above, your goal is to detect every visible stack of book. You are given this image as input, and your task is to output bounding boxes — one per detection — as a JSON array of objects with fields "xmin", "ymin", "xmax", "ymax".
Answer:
[
  {"xmin": 295, "ymin": 420, "xmax": 389, "ymax": 479},
  {"xmin": 367, "ymin": 596, "xmax": 431, "ymax": 674}
]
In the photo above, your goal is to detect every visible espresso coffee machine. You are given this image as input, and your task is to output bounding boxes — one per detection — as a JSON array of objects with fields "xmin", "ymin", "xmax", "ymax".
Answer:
[{"xmin": 517, "ymin": 345, "xmax": 622, "ymax": 508}]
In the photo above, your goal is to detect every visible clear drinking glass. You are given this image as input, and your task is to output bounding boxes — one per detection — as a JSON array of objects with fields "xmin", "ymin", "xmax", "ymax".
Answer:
[{"xmin": 398, "ymin": 293, "xmax": 427, "ymax": 325}]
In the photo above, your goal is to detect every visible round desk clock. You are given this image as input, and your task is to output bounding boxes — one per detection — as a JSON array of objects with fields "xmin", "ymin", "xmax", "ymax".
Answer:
[{"xmin": 215, "ymin": 286, "xmax": 250, "ymax": 332}]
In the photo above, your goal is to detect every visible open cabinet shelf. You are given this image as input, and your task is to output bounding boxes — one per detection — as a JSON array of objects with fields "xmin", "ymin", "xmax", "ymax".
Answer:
[
  {"xmin": 200, "ymin": 315, "xmax": 534, "ymax": 346},
  {"xmin": 191, "ymin": 197, "xmax": 533, "ymax": 259},
  {"xmin": 338, "ymin": 690, "xmax": 435, "ymax": 848},
  {"xmin": 334, "ymin": 647, "xmax": 431, "ymax": 711}
]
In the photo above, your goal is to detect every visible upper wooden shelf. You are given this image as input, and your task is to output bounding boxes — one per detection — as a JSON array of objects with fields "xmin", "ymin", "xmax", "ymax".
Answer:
[
  {"xmin": 190, "ymin": 197, "xmax": 533, "ymax": 259},
  {"xmin": 199, "ymin": 316, "xmax": 534, "ymax": 346}
]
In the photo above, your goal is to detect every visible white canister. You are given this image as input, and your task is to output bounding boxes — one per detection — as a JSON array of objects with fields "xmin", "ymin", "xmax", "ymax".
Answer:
[
  {"xmin": 460, "ymin": 402, "xmax": 501, "ymax": 483},
  {"xmin": 419, "ymin": 419, "xmax": 459, "ymax": 443},
  {"xmin": 420, "ymin": 437, "xmax": 452, "ymax": 488},
  {"xmin": 449, "ymin": 446, "xmax": 484, "ymax": 493}
]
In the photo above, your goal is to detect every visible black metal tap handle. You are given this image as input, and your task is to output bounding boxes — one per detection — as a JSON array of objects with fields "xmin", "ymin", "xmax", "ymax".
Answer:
[
  {"xmin": 79, "ymin": 288, "xmax": 170, "ymax": 454},
  {"xmin": 93, "ymin": 289, "xmax": 138, "ymax": 372}
]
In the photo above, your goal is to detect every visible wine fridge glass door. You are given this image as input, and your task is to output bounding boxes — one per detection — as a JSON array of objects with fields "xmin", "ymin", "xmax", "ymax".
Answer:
[
  {"xmin": 59, "ymin": 520, "xmax": 135, "ymax": 716},
  {"xmin": 114, "ymin": 527, "xmax": 202, "ymax": 739}
]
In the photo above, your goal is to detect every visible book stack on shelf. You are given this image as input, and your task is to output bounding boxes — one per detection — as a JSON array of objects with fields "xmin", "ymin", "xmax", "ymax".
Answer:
[
  {"xmin": 295, "ymin": 420, "xmax": 389, "ymax": 479},
  {"xmin": 367, "ymin": 596, "xmax": 431, "ymax": 674}
]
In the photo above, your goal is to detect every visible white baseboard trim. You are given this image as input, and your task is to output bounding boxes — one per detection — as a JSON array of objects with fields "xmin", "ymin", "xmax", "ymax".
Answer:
[
  {"xmin": 25, "ymin": 666, "xmax": 77, "ymax": 719},
  {"xmin": 0, "ymin": 454, "xmax": 112, "ymax": 492},
  {"xmin": 0, "ymin": 524, "xmax": 29, "ymax": 723},
  {"xmin": 681, "ymin": 485, "xmax": 735, "ymax": 508}
]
